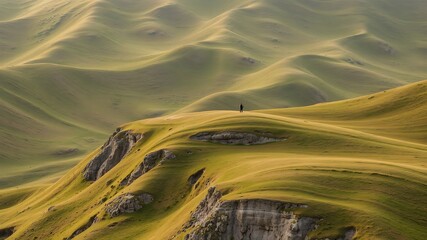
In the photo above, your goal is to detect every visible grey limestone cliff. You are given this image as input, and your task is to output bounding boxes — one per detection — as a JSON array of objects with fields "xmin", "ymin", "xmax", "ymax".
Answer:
[
  {"xmin": 83, "ymin": 129, "xmax": 143, "ymax": 181},
  {"xmin": 183, "ymin": 187, "xmax": 316, "ymax": 240}
]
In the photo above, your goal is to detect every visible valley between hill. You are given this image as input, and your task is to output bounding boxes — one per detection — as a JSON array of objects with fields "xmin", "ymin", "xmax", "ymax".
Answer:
[
  {"xmin": 1, "ymin": 0, "xmax": 427, "ymax": 187},
  {"xmin": 1, "ymin": 0, "xmax": 427, "ymax": 239}
]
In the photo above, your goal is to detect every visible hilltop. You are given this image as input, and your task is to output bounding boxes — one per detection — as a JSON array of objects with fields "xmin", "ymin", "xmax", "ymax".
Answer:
[
  {"xmin": 0, "ymin": 80, "xmax": 426, "ymax": 239},
  {"xmin": 1, "ymin": 0, "xmax": 427, "ymax": 186}
]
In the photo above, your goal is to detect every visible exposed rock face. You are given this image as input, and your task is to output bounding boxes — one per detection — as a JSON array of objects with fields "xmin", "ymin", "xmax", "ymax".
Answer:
[
  {"xmin": 340, "ymin": 227, "xmax": 356, "ymax": 240},
  {"xmin": 184, "ymin": 187, "xmax": 222, "ymax": 230},
  {"xmin": 67, "ymin": 215, "xmax": 98, "ymax": 240},
  {"xmin": 190, "ymin": 131, "xmax": 284, "ymax": 145},
  {"xmin": 188, "ymin": 168, "xmax": 205, "ymax": 185},
  {"xmin": 0, "ymin": 226, "xmax": 14, "ymax": 239},
  {"xmin": 83, "ymin": 128, "xmax": 143, "ymax": 181},
  {"xmin": 105, "ymin": 193, "xmax": 153, "ymax": 218},
  {"xmin": 183, "ymin": 187, "xmax": 316, "ymax": 240},
  {"xmin": 122, "ymin": 149, "xmax": 175, "ymax": 185}
]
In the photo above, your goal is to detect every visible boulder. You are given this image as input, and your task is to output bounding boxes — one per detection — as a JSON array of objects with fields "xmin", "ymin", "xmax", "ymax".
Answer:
[{"xmin": 105, "ymin": 193, "xmax": 153, "ymax": 218}]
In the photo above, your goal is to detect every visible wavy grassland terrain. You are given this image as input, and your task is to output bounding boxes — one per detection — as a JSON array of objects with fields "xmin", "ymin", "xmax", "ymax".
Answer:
[
  {"xmin": 1, "ymin": 0, "xmax": 427, "ymax": 187},
  {"xmin": 0, "ymin": 0, "xmax": 427, "ymax": 239},
  {"xmin": 1, "ymin": 80, "xmax": 426, "ymax": 239}
]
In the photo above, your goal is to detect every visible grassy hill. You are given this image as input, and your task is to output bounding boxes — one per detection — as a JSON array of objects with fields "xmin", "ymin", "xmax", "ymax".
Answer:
[
  {"xmin": 0, "ymin": 80, "xmax": 426, "ymax": 239},
  {"xmin": 1, "ymin": 0, "xmax": 427, "ymax": 188}
]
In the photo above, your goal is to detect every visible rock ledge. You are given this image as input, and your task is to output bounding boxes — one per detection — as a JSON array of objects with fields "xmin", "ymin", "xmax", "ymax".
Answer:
[{"xmin": 190, "ymin": 131, "xmax": 284, "ymax": 145}]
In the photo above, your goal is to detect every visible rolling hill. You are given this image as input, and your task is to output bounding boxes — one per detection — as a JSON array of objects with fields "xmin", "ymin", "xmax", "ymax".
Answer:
[
  {"xmin": 1, "ymin": 0, "xmax": 427, "ymax": 188},
  {"xmin": 1, "ymin": 0, "xmax": 427, "ymax": 239},
  {"xmin": 0, "ymin": 80, "xmax": 426, "ymax": 239}
]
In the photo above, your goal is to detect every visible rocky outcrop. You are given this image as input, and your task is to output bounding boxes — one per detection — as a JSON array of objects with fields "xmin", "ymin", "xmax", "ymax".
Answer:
[
  {"xmin": 0, "ymin": 227, "xmax": 14, "ymax": 239},
  {"xmin": 121, "ymin": 149, "xmax": 175, "ymax": 185},
  {"xmin": 183, "ymin": 187, "xmax": 222, "ymax": 230},
  {"xmin": 340, "ymin": 227, "xmax": 356, "ymax": 240},
  {"xmin": 83, "ymin": 128, "xmax": 143, "ymax": 181},
  {"xmin": 190, "ymin": 131, "xmax": 284, "ymax": 145},
  {"xmin": 105, "ymin": 193, "xmax": 153, "ymax": 218},
  {"xmin": 67, "ymin": 215, "xmax": 98, "ymax": 240},
  {"xmin": 183, "ymin": 187, "xmax": 316, "ymax": 240},
  {"xmin": 188, "ymin": 168, "xmax": 205, "ymax": 185}
]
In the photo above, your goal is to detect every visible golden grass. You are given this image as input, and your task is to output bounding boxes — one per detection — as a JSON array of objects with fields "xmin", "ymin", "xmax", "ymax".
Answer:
[
  {"xmin": 0, "ymin": 81, "xmax": 426, "ymax": 239},
  {"xmin": 1, "ymin": 0, "xmax": 427, "ymax": 188}
]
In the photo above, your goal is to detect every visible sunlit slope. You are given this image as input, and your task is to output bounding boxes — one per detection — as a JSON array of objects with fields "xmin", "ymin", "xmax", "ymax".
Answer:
[
  {"xmin": 263, "ymin": 79, "xmax": 427, "ymax": 144},
  {"xmin": 0, "ymin": 81, "xmax": 426, "ymax": 239},
  {"xmin": 1, "ymin": 0, "xmax": 427, "ymax": 186}
]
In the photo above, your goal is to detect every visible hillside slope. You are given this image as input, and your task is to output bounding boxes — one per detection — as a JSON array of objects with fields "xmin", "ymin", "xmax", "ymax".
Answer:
[
  {"xmin": 0, "ymin": 81, "xmax": 426, "ymax": 239},
  {"xmin": 1, "ymin": 0, "xmax": 427, "ymax": 186}
]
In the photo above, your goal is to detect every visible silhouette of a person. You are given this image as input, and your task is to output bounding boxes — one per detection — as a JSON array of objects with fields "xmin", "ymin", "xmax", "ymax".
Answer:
[{"xmin": 240, "ymin": 103, "xmax": 244, "ymax": 112}]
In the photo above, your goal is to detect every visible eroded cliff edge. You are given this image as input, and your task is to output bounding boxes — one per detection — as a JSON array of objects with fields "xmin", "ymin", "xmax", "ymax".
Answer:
[{"xmin": 180, "ymin": 187, "xmax": 318, "ymax": 240}]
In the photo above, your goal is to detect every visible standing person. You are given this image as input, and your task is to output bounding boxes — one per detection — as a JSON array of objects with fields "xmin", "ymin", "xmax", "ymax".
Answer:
[{"xmin": 240, "ymin": 103, "xmax": 244, "ymax": 112}]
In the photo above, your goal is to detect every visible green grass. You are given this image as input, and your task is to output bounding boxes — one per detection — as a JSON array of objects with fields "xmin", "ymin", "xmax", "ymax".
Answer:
[
  {"xmin": 0, "ymin": 81, "xmax": 426, "ymax": 239},
  {"xmin": 0, "ymin": 0, "xmax": 427, "ymax": 239},
  {"xmin": 1, "ymin": 0, "xmax": 427, "ymax": 188}
]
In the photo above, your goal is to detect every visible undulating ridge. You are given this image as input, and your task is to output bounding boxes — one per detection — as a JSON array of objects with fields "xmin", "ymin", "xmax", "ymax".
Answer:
[
  {"xmin": 1, "ymin": 0, "xmax": 427, "ymax": 187},
  {"xmin": 0, "ymin": 80, "xmax": 426, "ymax": 239},
  {"xmin": 1, "ymin": 0, "xmax": 427, "ymax": 239}
]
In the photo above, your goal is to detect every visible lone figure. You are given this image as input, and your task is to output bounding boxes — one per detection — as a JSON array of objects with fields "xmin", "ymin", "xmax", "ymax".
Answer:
[{"xmin": 239, "ymin": 103, "xmax": 244, "ymax": 112}]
